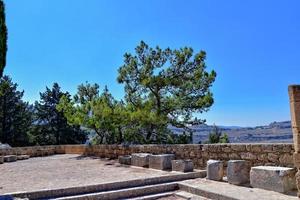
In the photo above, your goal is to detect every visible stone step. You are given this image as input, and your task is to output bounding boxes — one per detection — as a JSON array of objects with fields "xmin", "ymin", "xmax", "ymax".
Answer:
[
  {"xmin": 17, "ymin": 154, "xmax": 30, "ymax": 160},
  {"xmin": 54, "ymin": 182, "xmax": 178, "ymax": 200},
  {"xmin": 178, "ymin": 178, "xmax": 298, "ymax": 200},
  {"xmin": 175, "ymin": 191, "xmax": 212, "ymax": 200},
  {"xmin": 125, "ymin": 192, "xmax": 174, "ymax": 200},
  {"xmin": 8, "ymin": 170, "xmax": 206, "ymax": 199},
  {"xmin": 4, "ymin": 155, "xmax": 17, "ymax": 162}
]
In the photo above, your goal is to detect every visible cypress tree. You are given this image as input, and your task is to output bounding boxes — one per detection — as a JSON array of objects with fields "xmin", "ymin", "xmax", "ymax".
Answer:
[{"xmin": 0, "ymin": 0, "xmax": 7, "ymax": 77}]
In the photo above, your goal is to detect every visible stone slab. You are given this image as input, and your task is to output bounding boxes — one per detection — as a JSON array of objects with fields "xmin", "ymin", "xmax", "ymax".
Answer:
[
  {"xmin": 227, "ymin": 160, "xmax": 250, "ymax": 185},
  {"xmin": 206, "ymin": 160, "xmax": 223, "ymax": 181},
  {"xmin": 131, "ymin": 153, "xmax": 151, "ymax": 167},
  {"xmin": 17, "ymin": 155, "xmax": 30, "ymax": 160},
  {"xmin": 4, "ymin": 155, "xmax": 17, "ymax": 162},
  {"xmin": 172, "ymin": 160, "xmax": 194, "ymax": 172},
  {"xmin": 179, "ymin": 178, "xmax": 298, "ymax": 200},
  {"xmin": 149, "ymin": 154, "xmax": 175, "ymax": 170},
  {"xmin": 118, "ymin": 155, "xmax": 131, "ymax": 165},
  {"xmin": 250, "ymin": 166, "xmax": 296, "ymax": 193}
]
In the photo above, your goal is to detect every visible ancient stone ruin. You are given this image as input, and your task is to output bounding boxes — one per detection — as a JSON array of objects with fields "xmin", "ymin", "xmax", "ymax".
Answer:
[{"xmin": 288, "ymin": 84, "xmax": 300, "ymax": 197}]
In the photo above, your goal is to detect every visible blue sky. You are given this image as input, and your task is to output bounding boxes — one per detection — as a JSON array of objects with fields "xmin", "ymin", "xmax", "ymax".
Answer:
[{"xmin": 3, "ymin": 0, "xmax": 300, "ymax": 126}]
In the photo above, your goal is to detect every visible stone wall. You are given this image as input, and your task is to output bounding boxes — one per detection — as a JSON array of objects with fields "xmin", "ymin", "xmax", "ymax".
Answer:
[{"xmin": 0, "ymin": 143, "xmax": 294, "ymax": 169}]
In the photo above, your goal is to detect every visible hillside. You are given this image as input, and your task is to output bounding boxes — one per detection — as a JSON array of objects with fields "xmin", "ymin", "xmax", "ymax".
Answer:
[{"xmin": 170, "ymin": 121, "xmax": 293, "ymax": 143}]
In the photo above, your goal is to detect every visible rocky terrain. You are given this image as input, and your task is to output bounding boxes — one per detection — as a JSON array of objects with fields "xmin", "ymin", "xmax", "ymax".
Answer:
[{"xmin": 171, "ymin": 121, "xmax": 293, "ymax": 144}]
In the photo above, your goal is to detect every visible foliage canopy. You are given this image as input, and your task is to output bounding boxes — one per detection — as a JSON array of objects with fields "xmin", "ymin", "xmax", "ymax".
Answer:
[
  {"xmin": 31, "ymin": 83, "xmax": 87, "ymax": 145},
  {"xmin": 117, "ymin": 41, "xmax": 216, "ymax": 143},
  {"xmin": 0, "ymin": 76, "xmax": 32, "ymax": 146}
]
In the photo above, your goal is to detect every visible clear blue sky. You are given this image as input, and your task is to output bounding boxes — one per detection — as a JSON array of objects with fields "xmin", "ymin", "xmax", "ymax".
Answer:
[{"xmin": 3, "ymin": 0, "xmax": 300, "ymax": 126}]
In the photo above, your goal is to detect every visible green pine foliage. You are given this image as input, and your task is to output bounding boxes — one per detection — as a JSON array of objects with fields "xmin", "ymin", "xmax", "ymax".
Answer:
[
  {"xmin": 1, "ymin": 41, "xmax": 217, "ymax": 146},
  {"xmin": 0, "ymin": 0, "xmax": 7, "ymax": 77},
  {"xmin": 0, "ymin": 76, "xmax": 32, "ymax": 146},
  {"xmin": 30, "ymin": 83, "xmax": 87, "ymax": 145},
  {"xmin": 57, "ymin": 83, "xmax": 129, "ymax": 144},
  {"xmin": 117, "ymin": 41, "xmax": 216, "ymax": 143}
]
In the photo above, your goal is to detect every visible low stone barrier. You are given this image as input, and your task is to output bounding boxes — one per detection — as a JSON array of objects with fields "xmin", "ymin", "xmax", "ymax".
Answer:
[{"xmin": 0, "ymin": 143, "xmax": 295, "ymax": 169}]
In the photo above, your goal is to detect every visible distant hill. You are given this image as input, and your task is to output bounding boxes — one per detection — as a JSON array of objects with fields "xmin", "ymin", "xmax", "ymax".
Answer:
[{"xmin": 170, "ymin": 121, "xmax": 293, "ymax": 144}]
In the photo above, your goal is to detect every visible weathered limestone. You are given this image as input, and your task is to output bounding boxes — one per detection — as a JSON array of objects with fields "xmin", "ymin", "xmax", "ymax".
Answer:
[
  {"xmin": 17, "ymin": 155, "xmax": 30, "ymax": 160},
  {"xmin": 0, "ymin": 143, "xmax": 295, "ymax": 169},
  {"xmin": 288, "ymin": 84, "xmax": 300, "ymax": 196},
  {"xmin": 118, "ymin": 155, "xmax": 131, "ymax": 165},
  {"xmin": 172, "ymin": 160, "xmax": 194, "ymax": 172},
  {"xmin": 0, "ymin": 156, "xmax": 3, "ymax": 164},
  {"xmin": 227, "ymin": 160, "xmax": 250, "ymax": 185},
  {"xmin": 132, "ymin": 153, "xmax": 151, "ymax": 167},
  {"xmin": 206, "ymin": 160, "xmax": 223, "ymax": 181},
  {"xmin": 4, "ymin": 155, "xmax": 17, "ymax": 162},
  {"xmin": 149, "ymin": 154, "xmax": 175, "ymax": 170},
  {"xmin": 250, "ymin": 166, "xmax": 296, "ymax": 193}
]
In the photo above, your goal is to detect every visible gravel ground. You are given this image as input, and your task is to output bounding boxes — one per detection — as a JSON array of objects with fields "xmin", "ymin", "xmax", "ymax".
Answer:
[{"xmin": 0, "ymin": 154, "xmax": 179, "ymax": 194}]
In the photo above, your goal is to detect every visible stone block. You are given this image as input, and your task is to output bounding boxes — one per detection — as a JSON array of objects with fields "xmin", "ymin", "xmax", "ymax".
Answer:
[
  {"xmin": 227, "ymin": 160, "xmax": 250, "ymax": 185},
  {"xmin": 131, "ymin": 153, "xmax": 151, "ymax": 167},
  {"xmin": 149, "ymin": 154, "xmax": 175, "ymax": 170},
  {"xmin": 118, "ymin": 155, "xmax": 131, "ymax": 165},
  {"xmin": 207, "ymin": 159, "xmax": 224, "ymax": 181},
  {"xmin": 172, "ymin": 160, "xmax": 194, "ymax": 172},
  {"xmin": 0, "ymin": 156, "xmax": 3, "ymax": 164},
  {"xmin": 241, "ymin": 152, "xmax": 257, "ymax": 160},
  {"xmin": 294, "ymin": 152, "xmax": 300, "ymax": 168},
  {"xmin": 17, "ymin": 155, "xmax": 30, "ymax": 160},
  {"xmin": 231, "ymin": 145, "xmax": 246, "ymax": 152},
  {"xmin": 250, "ymin": 166, "xmax": 296, "ymax": 193},
  {"xmin": 4, "ymin": 155, "xmax": 17, "ymax": 162}
]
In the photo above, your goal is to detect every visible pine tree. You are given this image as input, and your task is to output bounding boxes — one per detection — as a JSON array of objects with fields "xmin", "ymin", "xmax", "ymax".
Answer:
[
  {"xmin": 117, "ymin": 41, "xmax": 216, "ymax": 143},
  {"xmin": 0, "ymin": 76, "xmax": 32, "ymax": 146},
  {"xmin": 0, "ymin": 0, "xmax": 7, "ymax": 77},
  {"xmin": 57, "ymin": 83, "xmax": 128, "ymax": 144},
  {"xmin": 31, "ymin": 83, "xmax": 87, "ymax": 145}
]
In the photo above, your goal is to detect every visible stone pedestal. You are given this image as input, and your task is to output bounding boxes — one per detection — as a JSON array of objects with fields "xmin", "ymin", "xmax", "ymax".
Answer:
[
  {"xmin": 172, "ymin": 160, "xmax": 194, "ymax": 172},
  {"xmin": 207, "ymin": 160, "xmax": 224, "ymax": 181},
  {"xmin": 0, "ymin": 156, "xmax": 3, "ymax": 164},
  {"xmin": 118, "ymin": 155, "xmax": 131, "ymax": 165},
  {"xmin": 227, "ymin": 160, "xmax": 250, "ymax": 185},
  {"xmin": 4, "ymin": 155, "xmax": 17, "ymax": 162},
  {"xmin": 132, "ymin": 153, "xmax": 151, "ymax": 167},
  {"xmin": 250, "ymin": 166, "xmax": 296, "ymax": 193},
  {"xmin": 149, "ymin": 154, "xmax": 175, "ymax": 170},
  {"xmin": 288, "ymin": 85, "xmax": 300, "ymax": 196}
]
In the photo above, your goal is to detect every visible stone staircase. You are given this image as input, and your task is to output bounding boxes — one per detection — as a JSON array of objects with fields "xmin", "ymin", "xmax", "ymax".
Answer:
[
  {"xmin": 54, "ymin": 182, "xmax": 178, "ymax": 200},
  {"xmin": 7, "ymin": 171, "xmax": 205, "ymax": 200}
]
